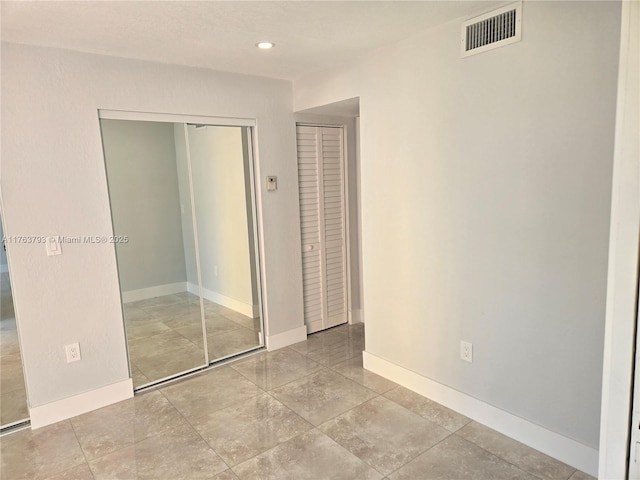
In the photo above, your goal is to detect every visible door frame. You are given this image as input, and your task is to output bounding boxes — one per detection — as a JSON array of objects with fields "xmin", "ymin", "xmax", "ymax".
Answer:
[
  {"xmin": 628, "ymin": 272, "xmax": 640, "ymax": 479},
  {"xmin": 97, "ymin": 109, "xmax": 267, "ymax": 390},
  {"xmin": 598, "ymin": 1, "xmax": 640, "ymax": 478}
]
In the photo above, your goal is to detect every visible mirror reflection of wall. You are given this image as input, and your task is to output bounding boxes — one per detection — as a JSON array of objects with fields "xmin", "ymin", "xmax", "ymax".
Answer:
[
  {"xmin": 0, "ymin": 211, "xmax": 30, "ymax": 429},
  {"xmin": 102, "ymin": 119, "xmax": 206, "ymax": 387},
  {"xmin": 100, "ymin": 118, "xmax": 263, "ymax": 389},
  {"xmin": 180, "ymin": 125, "xmax": 261, "ymax": 360}
]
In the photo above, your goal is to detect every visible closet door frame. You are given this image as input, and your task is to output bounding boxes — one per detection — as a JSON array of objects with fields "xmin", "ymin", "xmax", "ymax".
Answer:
[
  {"xmin": 296, "ymin": 122, "xmax": 352, "ymax": 332},
  {"xmin": 98, "ymin": 109, "xmax": 266, "ymax": 389}
]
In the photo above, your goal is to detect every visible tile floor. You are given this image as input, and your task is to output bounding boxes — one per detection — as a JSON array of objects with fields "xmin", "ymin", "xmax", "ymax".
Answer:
[
  {"xmin": 0, "ymin": 271, "xmax": 29, "ymax": 426},
  {"xmin": 1, "ymin": 323, "xmax": 595, "ymax": 480},
  {"xmin": 124, "ymin": 293, "xmax": 262, "ymax": 387}
]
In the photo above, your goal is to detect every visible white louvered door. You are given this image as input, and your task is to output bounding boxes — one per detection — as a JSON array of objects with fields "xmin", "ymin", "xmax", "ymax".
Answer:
[{"xmin": 296, "ymin": 126, "xmax": 348, "ymax": 334}]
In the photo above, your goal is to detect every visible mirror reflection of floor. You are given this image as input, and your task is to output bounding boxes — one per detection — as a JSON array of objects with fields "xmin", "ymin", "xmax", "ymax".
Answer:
[
  {"xmin": 0, "ymin": 272, "xmax": 29, "ymax": 426},
  {"xmin": 124, "ymin": 292, "xmax": 261, "ymax": 388}
]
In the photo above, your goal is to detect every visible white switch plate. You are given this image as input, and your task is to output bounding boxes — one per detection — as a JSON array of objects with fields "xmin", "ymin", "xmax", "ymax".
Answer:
[
  {"xmin": 266, "ymin": 176, "xmax": 277, "ymax": 191},
  {"xmin": 460, "ymin": 341, "xmax": 473, "ymax": 363},
  {"xmin": 65, "ymin": 343, "xmax": 81, "ymax": 363},
  {"xmin": 46, "ymin": 236, "xmax": 62, "ymax": 256}
]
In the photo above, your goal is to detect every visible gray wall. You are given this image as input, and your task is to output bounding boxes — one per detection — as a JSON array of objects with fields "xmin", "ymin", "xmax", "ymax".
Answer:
[
  {"xmin": 0, "ymin": 43, "xmax": 301, "ymax": 408},
  {"xmin": 294, "ymin": 1, "xmax": 621, "ymax": 448},
  {"xmin": 101, "ymin": 119, "xmax": 188, "ymax": 293}
]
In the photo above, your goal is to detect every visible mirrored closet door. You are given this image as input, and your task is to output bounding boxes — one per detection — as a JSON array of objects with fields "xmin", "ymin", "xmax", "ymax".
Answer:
[
  {"xmin": 0, "ymin": 209, "xmax": 30, "ymax": 430},
  {"xmin": 100, "ymin": 115, "xmax": 263, "ymax": 389}
]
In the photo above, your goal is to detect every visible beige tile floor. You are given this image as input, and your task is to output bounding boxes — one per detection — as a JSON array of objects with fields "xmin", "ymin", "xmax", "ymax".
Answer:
[
  {"xmin": 1, "ymin": 322, "xmax": 595, "ymax": 480},
  {"xmin": 0, "ymin": 286, "xmax": 263, "ymax": 427},
  {"xmin": 0, "ymin": 271, "xmax": 29, "ymax": 427},
  {"xmin": 124, "ymin": 293, "xmax": 262, "ymax": 387}
]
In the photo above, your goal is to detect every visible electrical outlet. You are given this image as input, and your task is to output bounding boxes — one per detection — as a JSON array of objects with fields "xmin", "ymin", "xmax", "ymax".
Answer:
[
  {"xmin": 65, "ymin": 343, "xmax": 81, "ymax": 363},
  {"xmin": 460, "ymin": 341, "xmax": 473, "ymax": 363}
]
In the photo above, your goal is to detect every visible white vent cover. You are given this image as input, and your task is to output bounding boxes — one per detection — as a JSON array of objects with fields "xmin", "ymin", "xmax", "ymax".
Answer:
[{"xmin": 461, "ymin": 2, "xmax": 522, "ymax": 57}]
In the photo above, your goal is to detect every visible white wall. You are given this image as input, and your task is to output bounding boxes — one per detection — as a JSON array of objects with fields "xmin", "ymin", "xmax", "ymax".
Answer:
[
  {"xmin": 101, "ymin": 119, "xmax": 188, "ymax": 293},
  {"xmin": 295, "ymin": 0, "xmax": 620, "ymax": 452},
  {"xmin": 0, "ymin": 43, "xmax": 303, "ymax": 412},
  {"xmin": 174, "ymin": 124, "xmax": 260, "ymax": 315}
]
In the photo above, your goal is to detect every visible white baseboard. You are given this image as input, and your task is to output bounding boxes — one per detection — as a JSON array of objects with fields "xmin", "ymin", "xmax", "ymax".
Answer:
[
  {"xmin": 122, "ymin": 282, "xmax": 186, "ymax": 303},
  {"xmin": 187, "ymin": 282, "xmax": 255, "ymax": 317},
  {"xmin": 29, "ymin": 378, "xmax": 133, "ymax": 429},
  {"xmin": 363, "ymin": 351, "xmax": 599, "ymax": 477},
  {"xmin": 266, "ymin": 325, "xmax": 308, "ymax": 351},
  {"xmin": 350, "ymin": 308, "xmax": 363, "ymax": 324}
]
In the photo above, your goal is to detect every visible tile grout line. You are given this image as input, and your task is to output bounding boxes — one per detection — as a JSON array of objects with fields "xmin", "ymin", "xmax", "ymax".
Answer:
[
  {"xmin": 155, "ymin": 370, "xmax": 269, "ymax": 474},
  {"xmin": 67, "ymin": 420, "xmax": 98, "ymax": 480},
  {"xmin": 450, "ymin": 432, "xmax": 561, "ymax": 480},
  {"xmin": 70, "ymin": 391, "xmax": 207, "ymax": 467},
  {"xmin": 384, "ymin": 429, "xmax": 455, "ymax": 478},
  {"xmin": 316, "ymin": 392, "xmax": 459, "ymax": 478},
  {"xmin": 151, "ymin": 389, "xmax": 235, "ymax": 476},
  {"xmin": 228, "ymin": 346, "xmax": 326, "ymax": 388},
  {"xmin": 454, "ymin": 423, "xmax": 582, "ymax": 480}
]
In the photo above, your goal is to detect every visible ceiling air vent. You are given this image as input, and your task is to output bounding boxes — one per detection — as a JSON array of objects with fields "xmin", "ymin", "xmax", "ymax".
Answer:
[{"xmin": 461, "ymin": 2, "xmax": 522, "ymax": 58}]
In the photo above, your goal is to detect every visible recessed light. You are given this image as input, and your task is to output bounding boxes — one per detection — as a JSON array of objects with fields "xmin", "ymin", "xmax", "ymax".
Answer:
[{"xmin": 256, "ymin": 42, "xmax": 275, "ymax": 49}]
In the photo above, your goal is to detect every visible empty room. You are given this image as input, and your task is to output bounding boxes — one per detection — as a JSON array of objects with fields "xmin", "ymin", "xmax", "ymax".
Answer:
[{"xmin": 0, "ymin": 1, "xmax": 638, "ymax": 479}]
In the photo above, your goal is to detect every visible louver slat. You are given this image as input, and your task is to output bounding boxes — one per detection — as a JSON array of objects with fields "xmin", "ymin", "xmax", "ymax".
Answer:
[{"xmin": 297, "ymin": 126, "xmax": 323, "ymax": 330}]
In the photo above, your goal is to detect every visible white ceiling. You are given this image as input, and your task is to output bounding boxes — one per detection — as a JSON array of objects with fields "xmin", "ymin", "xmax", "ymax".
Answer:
[{"xmin": 1, "ymin": 1, "xmax": 503, "ymax": 81}]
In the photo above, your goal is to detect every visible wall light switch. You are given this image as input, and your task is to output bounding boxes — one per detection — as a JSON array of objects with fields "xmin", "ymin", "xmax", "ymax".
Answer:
[
  {"xmin": 266, "ymin": 176, "xmax": 278, "ymax": 191},
  {"xmin": 46, "ymin": 236, "xmax": 62, "ymax": 256}
]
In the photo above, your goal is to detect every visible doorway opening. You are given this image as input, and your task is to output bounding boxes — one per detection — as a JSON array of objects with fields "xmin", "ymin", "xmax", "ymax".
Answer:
[{"xmin": 294, "ymin": 96, "xmax": 363, "ymax": 336}]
